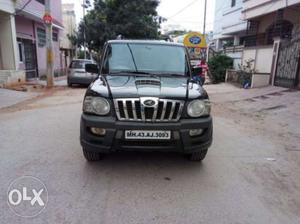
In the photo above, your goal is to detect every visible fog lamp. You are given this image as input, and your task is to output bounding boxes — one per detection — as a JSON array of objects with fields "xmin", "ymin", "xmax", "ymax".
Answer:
[
  {"xmin": 189, "ymin": 129, "xmax": 203, "ymax": 137},
  {"xmin": 90, "ymin": 127, "xmax": 106, "ymax": 136}
]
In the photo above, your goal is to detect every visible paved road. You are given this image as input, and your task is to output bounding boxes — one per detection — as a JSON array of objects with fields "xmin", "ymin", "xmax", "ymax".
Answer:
[{"xmin": 0, "ymin": 86, "xmax": 299, "ymax": 224}]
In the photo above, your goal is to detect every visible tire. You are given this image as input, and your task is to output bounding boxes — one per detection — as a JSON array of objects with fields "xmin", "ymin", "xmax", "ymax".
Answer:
[
  {"xmin": 187, "ymin": 149, "xmax": 208, "ymax": 162},
  {"xmin": 67, "ymin": 80, "xmax": 72, "ymax": 87},
  {"xmin": 82, "ymin": 148, "xmax": 104, "ymax": 161}
]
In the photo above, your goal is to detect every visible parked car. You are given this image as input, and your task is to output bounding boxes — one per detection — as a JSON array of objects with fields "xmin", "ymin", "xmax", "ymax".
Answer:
[
  {"xmin": 67, "ymin": 59, "xmax": 97, "ymax": 87},
  {"xmin": 80, "ymin": 40, "xmax": 213, "ymax": 161}
]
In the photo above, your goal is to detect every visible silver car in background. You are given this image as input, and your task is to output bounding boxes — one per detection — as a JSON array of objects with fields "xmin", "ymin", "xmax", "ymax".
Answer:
[{"xmin": 67, "ymin": 59, "xmax": 97, "ymax": 87}]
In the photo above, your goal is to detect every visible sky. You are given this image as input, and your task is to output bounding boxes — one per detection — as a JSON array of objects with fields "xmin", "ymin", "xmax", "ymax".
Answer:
[{"xmin": 62, "ymin": 0, "xmax": 216, "ymax": 33}]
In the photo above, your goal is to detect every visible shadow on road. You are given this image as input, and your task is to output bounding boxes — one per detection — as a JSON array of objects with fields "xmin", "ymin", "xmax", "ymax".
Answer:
[{"xmin": 81, "ymin": 152, "xmax": 208, "ymax": 180}]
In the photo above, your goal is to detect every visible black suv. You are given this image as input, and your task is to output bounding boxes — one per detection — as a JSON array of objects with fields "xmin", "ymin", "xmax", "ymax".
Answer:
[{"xmin": 80, "ymin": 40, "xmax": 213, "ymax": 161}]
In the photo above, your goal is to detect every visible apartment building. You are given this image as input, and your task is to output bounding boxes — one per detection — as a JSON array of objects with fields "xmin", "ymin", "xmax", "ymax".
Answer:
[
  {"xmin": 213, "ymin": 0, "xmax": 247, "ymax": 50},
  {"xmin": 60, "ymin": 3, "xmax": 77, "ymax": 69},
  {"xmin": 0, "ymin": 0, "xmax": 63, "ymax": 86}
]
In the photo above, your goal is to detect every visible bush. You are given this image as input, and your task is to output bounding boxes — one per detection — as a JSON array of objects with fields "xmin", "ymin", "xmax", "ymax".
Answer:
[
  {"xmin": 237, "ymin": 59, "xmax": 255, "ymax": 88},
  {"xmin": 208, "ymin": 54, "xmax": 233, "ymax": 83}
]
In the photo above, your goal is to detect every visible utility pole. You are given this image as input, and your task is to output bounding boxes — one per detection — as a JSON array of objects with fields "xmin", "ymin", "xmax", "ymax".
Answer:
[
  {"xmin": 45, "ymin": 0, "xmax": 54, "ymax": 87},
  {"xmin": 203, "ymin": 0, "xmax": 207, "ymax": 35}
]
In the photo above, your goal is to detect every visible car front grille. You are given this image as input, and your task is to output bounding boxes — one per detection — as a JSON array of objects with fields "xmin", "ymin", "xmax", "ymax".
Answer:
[{"xmin": 114, "ymin": 98, "xmax": 184, "ymax": 122}]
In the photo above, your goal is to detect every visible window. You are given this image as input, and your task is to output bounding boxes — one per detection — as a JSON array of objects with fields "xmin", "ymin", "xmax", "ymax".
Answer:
[
  {"xmin": 231, "ymin": 0, "xmax": 236, "ymax": 7},
  {"xmin": 36, "ymin": 0, "xmax": 45, "ymax": 4},
  {"xmin": 52, "ymin": 32, "xmax": 58, "ymax": 42},
  {"xmin": 37, "ymin": 28, "xmax": 46, "ymax": 47},
  {"xmin": 18, "ymin": 42, "xmax": 24, "ymax": 63},
  {"xmin": 70, "ymin": 60, "xmax": 93, "ymax": 69},
  {"xmin": 106, "ymin": 43, "xmax": 188, "ymax": 76}
]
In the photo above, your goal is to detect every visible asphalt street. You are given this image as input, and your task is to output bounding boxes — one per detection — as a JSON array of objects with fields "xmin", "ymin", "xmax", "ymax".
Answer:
[{"xmin": 0, "ymin": 86, "xmax": 299, "ymax": 224}]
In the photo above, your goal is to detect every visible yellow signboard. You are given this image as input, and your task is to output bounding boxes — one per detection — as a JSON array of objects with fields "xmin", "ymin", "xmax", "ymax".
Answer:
[{"xmin": 183, "ymin": 32, "xmax": 207, "ymax": 48}]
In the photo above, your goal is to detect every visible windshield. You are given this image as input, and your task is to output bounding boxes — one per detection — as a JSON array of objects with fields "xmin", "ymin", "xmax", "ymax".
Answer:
[
  {"xmin": 104, "ymin": 43, "xmax": 189, "ymax": 76},
  {"xmin": 70, "ymin": 60, "xmax": 92, "ymax": 69}
]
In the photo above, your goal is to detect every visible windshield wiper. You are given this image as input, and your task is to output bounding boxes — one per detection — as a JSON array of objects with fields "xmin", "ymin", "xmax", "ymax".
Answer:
[
  {"xmin": 110, "ymin": 71, "xmax": 159, "ymax": 77},
  {"xmin": 160, "ymin": 73, "xmax": 186, "ymax": 77}
]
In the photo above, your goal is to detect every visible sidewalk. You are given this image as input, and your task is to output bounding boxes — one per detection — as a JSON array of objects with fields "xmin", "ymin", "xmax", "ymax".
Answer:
[
  {"xmin": 205, "ymin": 83, "xmax": 288, "ymax": 103},
  {"xmin": 0, "ymin": 76, "xmax": 67, "ymax": 110},
  {"xmin": 26, "ymin": 76, "xmax": 67, "ymax": 87},
  {"xmin": 0, "ymin": 88, "xmax": 40, "ymax": 109}
]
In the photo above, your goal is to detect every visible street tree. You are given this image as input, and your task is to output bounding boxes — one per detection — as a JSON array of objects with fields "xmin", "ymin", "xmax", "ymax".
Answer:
[{"xmin": 75, "ymin": 0, "xmax": 162, "ymax": 52}]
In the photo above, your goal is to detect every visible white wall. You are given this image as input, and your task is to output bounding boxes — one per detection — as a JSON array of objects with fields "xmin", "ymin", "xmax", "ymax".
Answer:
[
  {"xmin": 241, "ymin": 46, "xmax": 273, "ymax": 88},
  {"xmin": 251, "ymin": 74, "xmax": 270, "ymax": 88},
  {"xmin": 243, "ymin": 46, "xmax": 273, "ymax": 73},
  {"xmin": 226, "ymin": 51, "xmax": 243, "ymax": 70},
  {"xmin": 61, "ymin": 10, "xmax": 76, "ymax": 49},
  {"xmin": 0, "ymin": 13, "xmax": 18, "ymax": 70},
  {"xmin": 255, "ymin": 48, "xmax": 273, "ymax": 73},
  {"xmin": 213, "ymin": 0, "xmax": 247, "ymax": 40},
  {"xmin": 0, "ymin": 0, "xmax": 15, "ymax": 14}
]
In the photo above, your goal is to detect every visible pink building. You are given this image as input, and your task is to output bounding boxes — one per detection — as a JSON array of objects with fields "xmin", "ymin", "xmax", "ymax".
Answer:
[{"xmin": 15, "ymin": 0, "xmax": 63, "ymax": 79}]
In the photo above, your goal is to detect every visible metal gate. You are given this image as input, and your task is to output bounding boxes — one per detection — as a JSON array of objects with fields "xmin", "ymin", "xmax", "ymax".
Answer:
[
  {"xmin": 274, "ymin": 36, "xmax": 300, "ymax": 88},
  {"xmin": 23, "ymin": 40, "xmax": 38, "ymax": 79}
]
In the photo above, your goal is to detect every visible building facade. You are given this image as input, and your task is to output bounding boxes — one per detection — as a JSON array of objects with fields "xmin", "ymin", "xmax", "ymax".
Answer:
[
  {"xmin": 0, "ymin": 0, "xmax": 63, "ymax": 86},
  {"xmin": 241, "ymin": 0, "xmax": 300, "ymax": 89},
  {"xmin": 213, "ymin": 0, "xmax": 247, "ymax": 50},
  {"xmin": 60, "ymin": 3, "xmax": 76, "ymax": 70},
  {"xmin": 242, "ymin": 0, "xmax": 300, "ymax": 47},
  {"xmin": 0, "ymin": 0, "xmax": 21, "ymax": 86},
  {"xmin": 213, "ymin": 0, "xmax": 300, "ymax": 88},
  {"xmin": 15, "ymin": 0, "xmax": 63, "ymax": 79}
]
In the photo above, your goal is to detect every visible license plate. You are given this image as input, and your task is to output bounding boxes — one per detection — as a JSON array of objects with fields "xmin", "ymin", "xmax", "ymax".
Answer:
[
  {"xmin": 125, "ymin": 130, "xmax": 171, "ymax": 140},
  {"xmin": 74, "ymin": 72, "xmax": 87, "ymax": 77}
]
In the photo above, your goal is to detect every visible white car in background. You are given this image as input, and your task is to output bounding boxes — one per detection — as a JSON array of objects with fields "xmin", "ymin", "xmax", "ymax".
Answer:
[{"xmin": 67, "ymin": 59, "xmax": 97, "ymax": 87}]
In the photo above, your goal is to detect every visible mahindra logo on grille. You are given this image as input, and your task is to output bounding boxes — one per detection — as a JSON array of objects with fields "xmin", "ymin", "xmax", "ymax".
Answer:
[
  {"xmin": 141, "ymin": 97, "xmax": 158, "ymax": 107},
  {"xmin": 144, "ymin": 100, "xmax": 155, "ymax": 107}
]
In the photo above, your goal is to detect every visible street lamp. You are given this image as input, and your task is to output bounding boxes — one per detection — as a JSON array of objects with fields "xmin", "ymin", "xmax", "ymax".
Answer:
[{"xmin": 82, "ymin": 0, "xmax": 91, "ymax": 59}]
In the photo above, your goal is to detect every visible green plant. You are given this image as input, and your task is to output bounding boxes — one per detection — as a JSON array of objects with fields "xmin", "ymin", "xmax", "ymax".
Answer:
[
  {"xmin": 237, "ymin": 59, "xmax": 256, "ymax": 88},
  {"xmin": 208, "ymin": 54, "xmax": 233, "ymax": 83}
]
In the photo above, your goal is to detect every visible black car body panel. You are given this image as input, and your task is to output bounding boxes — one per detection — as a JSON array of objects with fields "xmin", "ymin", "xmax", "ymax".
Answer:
[
  {"xmin": 81, "ymin": 114, "xmax": 212, "ymax": 153},
  {"xmin": 87, "ymin": 75, "xmax": 208, "ymax": 100}
]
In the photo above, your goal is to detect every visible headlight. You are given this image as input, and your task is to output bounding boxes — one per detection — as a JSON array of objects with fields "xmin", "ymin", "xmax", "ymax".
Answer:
[
  {"xmin": 187, "ymin": 99, "xmax": 211, "ymax": 117},
  {"xmin": 83, "ymin": 96, "xmax": 110, "ymax": 115}
]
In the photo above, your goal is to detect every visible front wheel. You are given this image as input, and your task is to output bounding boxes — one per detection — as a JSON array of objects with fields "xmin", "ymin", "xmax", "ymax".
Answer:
[
  {"xmin": 82, "ymin": 148, "xmax": 104, "ymax": 161},
  {"xmin": 187, "ymin": 149, "xmax": 208, "ymax": 162}
]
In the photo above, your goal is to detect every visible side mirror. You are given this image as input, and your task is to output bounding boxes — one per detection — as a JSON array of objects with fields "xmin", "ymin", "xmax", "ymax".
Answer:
[
  {"xmin": 192, "ymin": 66, "xmax": 202, "ymax": 77},
  {"xmin": 85, "ymin": 64, "xmax": 99, "ymax": 74},
  {"xmin": 191, "ymin": 66, "xmax": 204, "ymax": 85}
]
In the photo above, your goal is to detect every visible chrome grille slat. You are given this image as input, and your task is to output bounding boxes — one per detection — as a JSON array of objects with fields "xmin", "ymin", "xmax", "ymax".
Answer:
[
  {"xmin": 152, "ymin": 107, "xmax": 158, "ymax": 121},
  {"xmin": 114, "ymin": 98, "xmax": 184, "ymax": 122},
  {"xmin": 131, "ymin": 100, "xmax": 138, "ymax": 120},
  {"xmin": 160, "ymin": 100, "xmax": 167, "ymax": 121},
  {"xmin": 123, "ymin": 100, "xmax": 129, "ymax": 119},
  {"xmin": 141, "ymin": 104, "xmax": 146, "ymax": 120},
  {"xmin": 168, "ymin": 102, "xmax": 176, "ymax": 121}
]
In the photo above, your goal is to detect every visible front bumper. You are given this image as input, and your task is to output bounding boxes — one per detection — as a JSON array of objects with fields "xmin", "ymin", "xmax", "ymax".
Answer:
[{"xmin": 80, "ymin": 114, "xmax": 213, "ymax": 154}]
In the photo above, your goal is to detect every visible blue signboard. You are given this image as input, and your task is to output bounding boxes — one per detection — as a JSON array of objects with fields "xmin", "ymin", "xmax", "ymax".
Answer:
[{"xmin": 189, "ymin": 36, "xmax": 201, "ymax": 45}]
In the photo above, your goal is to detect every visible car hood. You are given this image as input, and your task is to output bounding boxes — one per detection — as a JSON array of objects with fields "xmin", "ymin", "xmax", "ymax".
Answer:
[
  {"xmin": 105, "ymin": 75, "xmax": 189, "ymax": 99},
  {"xmin": 88, "ymin": 75, "xmax": 207, "ymax": 100}
]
